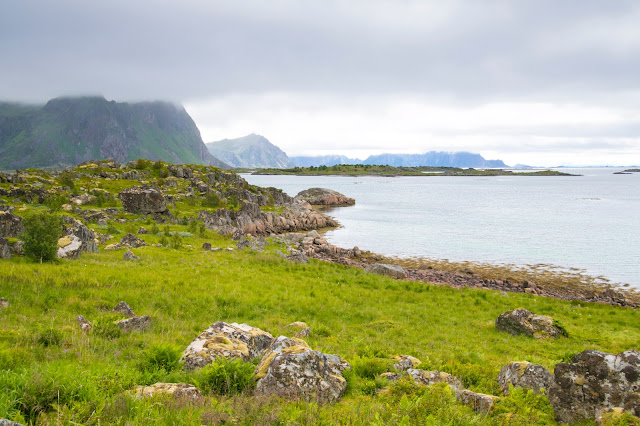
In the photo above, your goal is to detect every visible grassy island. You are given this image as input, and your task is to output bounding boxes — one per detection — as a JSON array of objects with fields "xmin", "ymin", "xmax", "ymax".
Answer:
[{"xmin": 251, "ymin": 164, "xmax": 577, "ymax": 177}]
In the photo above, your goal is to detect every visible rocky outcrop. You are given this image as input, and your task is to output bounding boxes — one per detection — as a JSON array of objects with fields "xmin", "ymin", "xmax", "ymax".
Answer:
[
  {"xmin": 0, "ymin": 237, "xmax": 12, "ymax": 259},
  {"xmin": 57, "ymin": 235, "xmax": 83, "ymax": 259},
  {"xmin": 0, "ymin": 210, "xmax": 23, "ymax": 238},
  {"xmin": 123, "ymin": 250, "xmax": 140, "ymax": 261},
  {"xmin": 63, "ymin": 218, "xmax": 99, "ymax": 254},
  {"xmin": 131, "ymin": 383, "xmax": 202, "ymax": 400},
  {"xmin": 549, "ymin": 349, "xmax": 640, "ymax": 424},
  {"xmin": 119, "ymin": 186, "xmax": 167, "ymax": 214},
  {"xmin": 497, "ymin": 361, "xmax": 554, "ymax": 395},
  {"xmin": 113, "ymin": 301, "xmax": 136, "ymax": 318},
  {"xmin": 294, "ymin": 188, "xmax": 355, "ymax": 206},
  {"xmin": 116, "ymin": 315, "xmax": 151, "ymax": 332},
  {"xmin": 365, "ymin": 263, "xmax": 407, "ymax": 279},
  {"xmin": 120, "ymin": 233, "xmax": 147, "ymax": 248},
  {"xmin": 255, "ymin": 336, "xmax": 351, "ymax": 403},
  {"xmin": 455, "ymin": 390, "xmax": 498, "ymax": 413},
  {"xmin": 199, "ymin": 202, "xmax": 338, "ymax": 237},
  {"xmin": 181, "ymin": 322, "xmax": 274, "ymax": 370},
  {"xmin": 393, "ymin": 355, "xmax": 422, "ymax": 372},
  {"xmin": 70, "ymin": 193, "xmax": 96, "ymax": 206},
  {"xmin": 407, "ymin": 369, "xmax": 463, "ymax": 390},
  {"xmin": 495, "ymin": 308, "xmax": 565, "ymax": 339}
]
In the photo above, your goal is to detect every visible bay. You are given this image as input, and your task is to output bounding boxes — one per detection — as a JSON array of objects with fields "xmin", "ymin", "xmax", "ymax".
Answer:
[{"xmin": 243, "ymin": 168, "xmax": 640, "ymax": 287}]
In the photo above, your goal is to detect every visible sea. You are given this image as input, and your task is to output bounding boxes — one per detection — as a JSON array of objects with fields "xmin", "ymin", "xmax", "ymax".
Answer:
[{"xmin": 243, "ymin": 168, "xmax": 640, "ymax": 288}]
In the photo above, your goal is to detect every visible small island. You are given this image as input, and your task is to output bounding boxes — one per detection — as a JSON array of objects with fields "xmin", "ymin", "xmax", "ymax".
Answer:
[{"xmin": 252, "ymin": 164, "xmax": 577, "ymax": 177}]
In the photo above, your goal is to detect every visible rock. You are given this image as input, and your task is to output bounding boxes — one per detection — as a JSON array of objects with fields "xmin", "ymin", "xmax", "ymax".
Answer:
[
  {"xmin": 0, "ymin": 237, "xmax": 12, "ymax": 259},
  {"xmin": 407, "ymin": 369, "xmax": 463, "ymax": 390},
  {"xmin": 286, "ymin": 250, "xmax": 309, "ymax": 264},
  {"xmin": 63, "ymin": 219, "xmax": 99, "ymax": 254},
  {"xmin": 549, "ymin": 349, "xmax": 640, "ymax": 424},
  {"xmin": 56, "ymin": 235, "xmax": 83, "ymax": 259},
  {"xmin": 306, "ymin": 230, "xmax": 320, "ymax": 239},
  {"xmin": 497, "ymin": 361, "xmax": 554, "ymax": 395},
  {"xmin": 113, "ymin": 301, "xmax": 136, "ymax": 318},
  {"xmin": 294, "ymin": 328, "xmax": 311, "ymax": 338},
  {"xmin": 116, "ymin": 315, "xmax": 151, "ymax": 332},
  {"xmin": 0, "ymin": 298, "xmax": 9, "ymax": 309},
  {"xmin": 295, "ymin": 188, "xmax": 355, "ymax": 206},
  {"xmin": 0, "ymin": 419, "xmax": 25, "ymax": 426},
  {"xmin": 202, "ymin": 242, "xmax": 211, "ymax": 250},
  {"xmin": 120, "ymin": 233, "xmax": 147, "ymax": 248},
  {"xmin": 119, "ymin": 186, "xmax": 167, "ymax": 214},
  {"xmin": 76, "ymin": 315, "xmax": 93, "ymax": 333},
  {"xmin": 70, "ymin": 193, "xmax": 96, "ymax": 206},
  {"xmin": 285, "ymin": 321, "xmax": 309, "ymax": 330},
  {"xmin": 393, "ymin": 355, "xmax": 422, "ymax": 372},
  {"xmin": 137, "ymin": 226, "xmax": 148, "ymax": 234},
  {"xmin": 0, "ymin": 210, "xmax": 24, "ymax": 238},
  {"xmin": 130, "ymin": 383, "xmax": 202, "ymax": 400},
  {"xmin": 495, "ymin": 308, "xmax": 565, "ymax": 338},
  {"xmin": 181, "ymin": 321, "xmax": 274, "ymax": 370},
  {"xmin": 123, "ymin": 250, "xmax": 140, "ymax": 261},
  {"xmin": 364, "ymin": 263, "xmax": 407, "ymax": 279},
  {"xmin": 12, "ymin": 241, "xmax": 23, "ymax": 256},
  {"xmin": 596, "ymin": 407, "xmax": 640, "ymax": 425},
  {"xmin": 456, "ymin": 390, "xmax": 498, "ymax": 413},
  {"xmin": 255, "ymin": 336, "xmax": 351, "ymax": 403}
]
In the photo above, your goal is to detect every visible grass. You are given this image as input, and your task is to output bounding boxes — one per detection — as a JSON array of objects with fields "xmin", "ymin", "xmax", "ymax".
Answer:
[{"xmin": 1, "ymin": 219, "xmax": 639, "ymax": 424}]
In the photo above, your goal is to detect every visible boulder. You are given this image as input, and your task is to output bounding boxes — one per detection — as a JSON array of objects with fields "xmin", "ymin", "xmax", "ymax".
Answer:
[
  {"xmin": 70, "ymin": 193, "xmax": 96, "ymax": 206},
  {"xmin": 137, "ymin": 226, "xmax": 149, "ymax": 234},
  {"xmin": 285, "ymin": 321, "xmax": 309, "ymax": 331},
  {"xmin": 549, "ymin": 349, "xmax": 640, "ymax": 424},
  {"xmin": 120, "ymin": 233, "xmax": 147, "ymax": 248},
  {"xmin": 116, "ymin": 315, "xmax": 151, "ymax": 332},
  {"xmin": 255, "ymin": 336, "xmax": 351, "ymax": 403},
  {"xmin": 294, "ymin": 188, "xmax": 355, "ymax": 206},
  {"xmin": 0, "ymin": 298, "xmax": 9, "ymax": 309},
  {"xmin": 181, "ymin": 321, "xmax": 274, "ymax": 370},
  {"xmin": 497, "ymin": 361, "xmax": 554, "ymax": 395},
  {"xmin": 286, "ymin": 250, "xmax": 309, "ymax": 264},
  {"xmin": 393, "ymin": 355, "xmax": 422, "ymax": 372},
  {"xmin": 407, "ymin": 369, "xmax": 463, "ymax": 390},
  {"xmin": 0, "ymin": 419, "xmax": 24, "ymax": 426},
  {"xmin": 0, "ymin": 237, "xmax": 12, "ymax": 259},
  {"xmin": 76, "ymin": 315, "xmax": 93, "ymax": 333},
  {"xmin": 456, "ymin": 390, "xmax": 498, "ymax": 413},
  {"xmin": 57, "ymin": 235, "xmax": 83, "ymax": 259},
  {"xmin": 63, "ymin": 219, "xmax": 99, "ymax": 254},
  {"xmin": 12, "ymin": 241, "xmax": 23, "ymax": 256},
  {"xmin": 119, "ymin": 186, "xmax": 167, "ymax": 214},
  {"xmin": 130, "ymin": 383, "xmax": 201, "ymax": 400},
  {"xmin": 0, "ymin": 210, "xmax": 24, "ymax": 238},
  {"xmin": 364, "ymin": 263, "xmax": 407, "ymax": 279},
  {"xmin": 202, "ymin": 242, "xmax": 212, "ymax": 250},
  {"xmin": 294, "ymin": 328, "xmax": 311, "ymax": 338},
  {"xmin": 495, "ymin": 308, "xmax": 565, "ymax": 338},
  {"xmin": 113, "ymin": 301, "xmax": 136, "ymax": 318},
  {"xmin": 123, "ymin": 250, "xmax": 140, "ymax": 261}
]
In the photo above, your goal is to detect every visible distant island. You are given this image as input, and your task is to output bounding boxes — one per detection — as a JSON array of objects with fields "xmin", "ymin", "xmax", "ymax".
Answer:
[
  {"xmin": 290, "ymin": 151, "xmax": 508, "ymax": 168},
  {"xmin": 252, "ymin": 164, "xmax": 577, "ymax": 177}
]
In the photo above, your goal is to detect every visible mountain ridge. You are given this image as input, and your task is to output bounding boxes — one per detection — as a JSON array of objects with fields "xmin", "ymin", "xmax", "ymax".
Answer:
[
  {"xmin": 0, "ymin": 96, "xmax": 229, "ymax": 170},
  {"xmin": 206, "ymin": 134, "xmax": 295, "ymax": 169},
  {"xmin": 291, "ymin": 152, "xmax": 507, "ymax": 168}
]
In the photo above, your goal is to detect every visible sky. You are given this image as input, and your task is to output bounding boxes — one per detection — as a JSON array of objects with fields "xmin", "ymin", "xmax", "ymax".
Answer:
[{"xmin": 1, "ymin": 1, "xmax": 640, "ymax": 166}]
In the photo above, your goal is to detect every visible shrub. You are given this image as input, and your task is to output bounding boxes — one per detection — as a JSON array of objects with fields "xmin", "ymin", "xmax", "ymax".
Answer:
[
  {"xmin": 151, "ymin": 223, "xmax": 159, "ymax": 234},
  {"xmin": 351, "ymin": 356, "xmax": 393, "ymax": 380},
  {"xmin": 202, "ymin": 193, "xmax": 222, "ymax": 208},
  {"xmin": 140, "ymin": 343, "xmax": 182, "ymax": 372},
  {"xmin": 159, "ymin": 234, "xmax": 169, "ymax": 246},
  {"xmin": 106, "ymin": 222, "xmax": 120, "ymax": 235},
  {"xmin": 193, "ymin": 358, "xmax": 255, "ymax": 395},
  {"xmin": 36, "ymin": 328, "xmax": 63, "ymax": 347},
  {"xmin": 170, "ymin": 233, "xmax": 183, "ymax": 250},
  {"xmin": 21, "ymin": 211, "xmax": 62, "ymax": 263},
  {"xmin": 43, "ymin": 194, "xmax": 66, "ymax": 212},
  {"xmin": 198, "ymin": 223, "xmax": 207, "ymax": 238},
  {"xmin": 93, "ymin": 318, "xmax": 122, "ymax": 340},
  {"xmin": 59, "ymin": 173, "xmax": 75, "ymax": 190}
]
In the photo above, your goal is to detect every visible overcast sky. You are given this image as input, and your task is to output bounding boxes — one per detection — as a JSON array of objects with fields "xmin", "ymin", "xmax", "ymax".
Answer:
[{"xmin": 2, "ymin": 0, "xmax": 640, "ymax": 166}]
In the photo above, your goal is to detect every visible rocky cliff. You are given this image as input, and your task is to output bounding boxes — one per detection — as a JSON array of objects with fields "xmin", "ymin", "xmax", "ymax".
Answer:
[{"xmin": 0, "ymin": 96, "xmax": 229, "ymax": 170}]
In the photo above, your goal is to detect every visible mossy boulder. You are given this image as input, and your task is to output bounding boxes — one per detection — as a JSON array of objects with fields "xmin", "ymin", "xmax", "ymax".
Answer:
[
  {"xmin": 130, "ymin": 383, "xmax": 201, "ymax": 400},
  {"xmin": 495, "ymin": 308, "xmax": 565, "ymax": 338},
  {"xmin": 119, "ymin": 186, "xmax": 167, "ymax": 214},
  {"xmin": 497, "ymin": 361, "xmax": 554, "ymax": 395}
]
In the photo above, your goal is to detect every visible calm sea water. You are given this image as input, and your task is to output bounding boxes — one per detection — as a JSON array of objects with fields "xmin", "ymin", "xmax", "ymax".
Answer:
[{"xmin": 244, "ymin": 169, "xmax": 640, "ymax": 287}]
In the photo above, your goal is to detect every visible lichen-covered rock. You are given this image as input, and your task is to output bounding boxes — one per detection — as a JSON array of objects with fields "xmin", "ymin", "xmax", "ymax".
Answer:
[
  {"xmin": 116, "ymin": 315, "xmax": 151, "ymax": 332},
  {"xmin": 456, "ymin": 390, "xmax": 498, "ymax": 413},
  {"xmin": 0, "ymin": 419, "xmax": 25, "ymax": 426},
  {"xmin": 0, "ymin": 298, "xmax": 9, "ymax": 309},
  {"xmin": 0, "ymin": 210, "xmax": 24, "ymax": 238},
  {"xmin": 120, "ymin": 233, "xmax": 147, "ymax": 248},
  {"xmin": 70, "ymin": 193, "xmax": 96, "ymax": 206},
  {"xmin": 393, "ymin": 355, "xmax": 422, "ymax": 372},
  {"xmin": 294, "ymin": 188, "xmax": 355, "ymax": 206},
  {"xmin": 255, "ymin": 336, "xmax": 350, "ymax": 403},
  {"xmin": 549, "ymin": 349, "xmax": 640, "ymax": 424},
  {"xmin": 497, "ymin": 361, "xmax": 554, "ymax": 395},
  {"xmin": 0, "ymin": 237, "xmax": 12, "ymax": 259},
  {"xmin": 407, "ymin": 369, "xmax": 463, "ymax": 390},
  {"xmin": 294, "ymin": 327, "xmax": 311, "ymax": 338},
  {"xmin": 364, "ymin": 263, "xmax": 407, "ymax": 279},
  {"xmin": 123, "ymin": 250, "xmax": 140, "ymax": 261},
  {"xmin": 495, "ymin": 308, "xmax": 565, "ymax": 338},
  {"xmin": 63, "ymin": 219, "xmax": 99, "ymax": 254},
  {"xmin": 119, "ymin": 186, "xmax": 167, "ymax": 214},
  {"xmin": 130, "ymin": 383, "xmax": 201, "ymax": 400},
  {"xmin": 57, "ymin": 235, "xmax": 83, "ymax": 259},
  {"xmin": 76, "ymin": 315, "xmax": 93, "ymax": 333},
  {"xmin": 181, "ymin": 322, "xmax": 273, "ymax": 370},
  {"xmin": 113, "ymin": 301, "xmax": 136, "ymax": 318},
  {"xmin": 285, "ymin": 321, "xmax": 309, "ymax": 331}
]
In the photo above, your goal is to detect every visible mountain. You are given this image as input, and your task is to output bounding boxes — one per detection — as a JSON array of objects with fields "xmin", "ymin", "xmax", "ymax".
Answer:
[
  {"xmin": 0, "ymin": 96, "xmax": 229, "ymax": 170},
  {"xmin": 363, "ymin": 152, "xmax": 507, "ymax": 168},
  {"xmin": 206, "ymin": 134, "xmax": 295, "ymax": 169},
  {"xmin": 290, "ymin": 155, "xmax": 362, "ymax": 167}
]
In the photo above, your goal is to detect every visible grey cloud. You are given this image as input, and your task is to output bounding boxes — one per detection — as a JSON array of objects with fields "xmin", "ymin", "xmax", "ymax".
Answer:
[{"xmin": 2, "ymin": 0, "xmax": 640, "ymax": 103}]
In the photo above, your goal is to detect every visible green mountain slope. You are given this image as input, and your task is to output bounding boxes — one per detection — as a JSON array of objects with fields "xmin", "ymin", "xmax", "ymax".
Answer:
[
  {"xmin": 0, "ymin": 96, "xmax": 229, "ymax": 170},
  {"xmin": 206, "ymin": 133, "xmax": 295, "ymax": 168}
]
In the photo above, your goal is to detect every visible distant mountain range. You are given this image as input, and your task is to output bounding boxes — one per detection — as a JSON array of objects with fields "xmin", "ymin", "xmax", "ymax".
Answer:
[
  {"xmin": 0, "ymin": 96, "xmax": 229, "ymax": 170},
  {"xmin": 290, "ymin": 152, "xmax": 507, "ymax": 168},
  {"xmin": 206, "ymin": 134, "xmax": 295, "ymax": 169}
]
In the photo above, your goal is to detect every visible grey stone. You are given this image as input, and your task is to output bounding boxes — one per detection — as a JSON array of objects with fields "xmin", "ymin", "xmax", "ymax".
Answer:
[
  {"xmin": 119, "ymin": 186, "xmax": 167, "ymax": 214},
  {"xmin": 364, "ymin": 263, "xmax": 407, "ymax": 279},
  {"xmin": 495, "ymin": 308, "xmax": 565, "ymax": 338},
  {"xmin": 76, "ymin": 315, "xmax": 93, "ymax": 333},
  {"xmin": 393, "ymin": 355, "xmax": 422, "ymax": 372},
  {"xmin": 130, "ymin": 383, "xmax": 202, "ymax": 400},
  {"xmin": 116, "ymin": 315, "xmax": 151, "ymax": 332},
  {"xmin": 113, "ymin": 301, "xmax": 136, "ymax": 318},
  {"xmin": 0, "ymin": 237, "xmax": 12, "ymax": 259},
  {"xmin": 120, "ymin": 233, "xmax": 147, "ymax": 248},
  {"xmin": 123, "ymin": 250, "xmax": 140, "ymax": 261},
  {"xmin": 0, "ymin": 298, "xmax": 9, "ymax": 309},
  {"xmin": 456, "ymin": 390, "xmax": 498, "ymax": 413},
  {"xmin": 57, "ymin": 235, "xmax": 83, "ymax": 259},
  {"xmin": 294, "ymin": 188, "xmax": 355, "ymax": 206},
  {"xmin": 0, "ymin": 210, "xmax": 24, "ymax": 238},
  {"xmin": 497, "ymin": 361, "xmax": 554, "ymax": 395}
]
